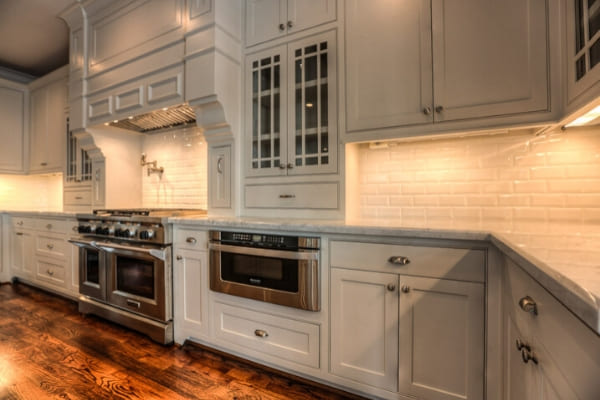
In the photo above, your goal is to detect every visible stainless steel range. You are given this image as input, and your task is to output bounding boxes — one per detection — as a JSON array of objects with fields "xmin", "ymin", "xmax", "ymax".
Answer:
[{"xmin": 69, "ymin": 209, "xmax": 204, "ymax": 344}]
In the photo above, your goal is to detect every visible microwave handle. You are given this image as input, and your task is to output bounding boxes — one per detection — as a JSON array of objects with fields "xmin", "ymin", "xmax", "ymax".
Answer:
[
  {"xmin": 209, "ymin": 242, "xmax": 318, "ymax": 261},
  {"xmin": 94, "ymin": 241, "xmax": 167, "ymax": 261}
]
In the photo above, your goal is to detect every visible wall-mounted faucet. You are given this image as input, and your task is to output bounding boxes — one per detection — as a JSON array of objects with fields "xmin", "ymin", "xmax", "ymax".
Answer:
[{"xmin": 140, "ymin": 153, "xmax": 164, "ymax": 177}]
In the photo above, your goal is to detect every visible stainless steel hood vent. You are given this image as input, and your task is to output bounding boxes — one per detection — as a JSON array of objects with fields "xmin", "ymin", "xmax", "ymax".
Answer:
[{"xmin": 107, "ymin": 103, "xmax": 197, "ymax": 133}]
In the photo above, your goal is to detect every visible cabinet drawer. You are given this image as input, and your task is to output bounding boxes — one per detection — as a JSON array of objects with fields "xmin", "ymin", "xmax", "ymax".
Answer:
[
  {"xmin": 36, "ymin": 219, "xmax": 69, "ymax": 234},
  {"xmin": 64, "ymin": 189, "xmax": 92, "ymax": 206},
  {"xmin": 36, "ymin": 234, "xmax": 67, "ymax": 260},
  {"xmin": 212, "ymin": 302, "xmax": 320, "ymax": 369},
  {"xmin": 245, "ymin": 183, "xmax": 338, "ymax": 209},
  {"xmin": 174, "ymin": 229, "xmax": 207, "ymax": 251},
  {"xmin": 330, "ymin": 241, "xmax": 485, "ymax": 282},
  {"xmin": 505, "ymin": 260, "xmax": 600, "ymax": 399},
  {"xmin": 11, "ymin": 216, "xmax": 36, "ymax": 230},
  {"xmin": 36, "ymin": 258, "xmax": 66, "ymax": 286}
]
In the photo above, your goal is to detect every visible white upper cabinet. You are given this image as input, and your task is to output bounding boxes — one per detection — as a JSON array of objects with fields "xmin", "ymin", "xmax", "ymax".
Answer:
[
  {"xmin": 245, "ymin": 0, "xmax": 336, "ymax": 47},
  {"xmin": 345, "ymin": 0, "xmax": 551, "ymax": 140},
  {"xmin": 566, "ymin": 0, "xmax": 600, "ymax": 111},
  {"xmin": 245, "ymin": 30, "xmax": 337, "ymax": 177},
  {"xmin": 0, "ymin": 80, "xmax": 26, "ymax": 173},
  {"xmin": 29, "ymin": 69, "xmax": 68, "ymax": 174}
]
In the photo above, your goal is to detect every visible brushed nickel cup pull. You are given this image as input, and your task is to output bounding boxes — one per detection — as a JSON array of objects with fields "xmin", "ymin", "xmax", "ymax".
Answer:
[
  {"xmin": 186, "ymin": 237, "xmax": 197, "ymax": 244},
  {"xmin": 387, "ymin": 284, "xmax": 396, "ymax": 292},
  {"xmin": 388, "ymin": 256, "xmax": 410, "ymax": 266},
  {"xmin": 176, "ymin": 255, "xmax": 183, "ymax": 260},
  {"xmin": 519, "ymin": 296, "xmax": 538, "ymax": 315},
  {"xmin": 279, "ymin": 194, "xmax": 296, "ymax": 199},
  {"xmin": 423, "ymin": 106, "xmax": 432, "ymax": 115},
  {"xmin": 401, "ymin": 285, "xmax": 410, "ymax": 293},
  {"xmin": 254, "ymin": 329, "xmax": 269, "ymax": 338}
]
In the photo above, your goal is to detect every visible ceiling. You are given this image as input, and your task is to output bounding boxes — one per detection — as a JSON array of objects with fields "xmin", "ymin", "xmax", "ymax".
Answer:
[{"xmin": 0, "ymin": 0, "xmax": 73, "ymax": 78}]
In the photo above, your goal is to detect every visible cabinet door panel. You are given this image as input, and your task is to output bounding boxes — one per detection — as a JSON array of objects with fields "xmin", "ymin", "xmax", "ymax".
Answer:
[
  {"xmin": 0, "ymin": 86, "xmax": 25, "ymax": 172},
  {"xmin": 287, "ymin": 0, "xmax": 336, "ymax": 34},
  {"xmin": 246, "ymin": 0, "xmax": 286, "ymax": 46},
  {"xmin": 29, "ymin": 88, "xmax": 47, "ymax": 171},
  {"xmin": 44, "ymin": 79, "xmax": 67, "ymax": 171},
  {"xmin": 330, "ymin": 268, "xmax": 398, "ymax": 392},
  {"xmin": 345, "ymin": 0, "xmax": 433, "ymax": 132},
  {"xmin": 398, "ymin": 276, "xmax": 484, "ymax": 400},
  {"xmin": 432, "ymin": 0, "xmax": 548, "ymax": 121}
]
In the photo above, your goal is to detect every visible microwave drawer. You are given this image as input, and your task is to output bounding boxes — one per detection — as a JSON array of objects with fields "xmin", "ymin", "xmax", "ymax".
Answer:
[
  {"xmin": 245, "ymin": 183, "xmax": 339, "ymax": 209},
  {"xmin": 212, "ymin": 301, "xmax": 320, "ymax": 369},
  {"xmin": 330, "ymin": 241, "xmax": 485, "ymax": 283}
]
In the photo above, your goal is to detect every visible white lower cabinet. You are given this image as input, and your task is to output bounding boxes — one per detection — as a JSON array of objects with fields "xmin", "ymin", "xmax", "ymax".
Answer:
[
  {"xmin": 173, "ymin": 229, "xmax": 209, "ymax": 344},
  {"xmin": 329, "ymin": 240, "xmax": 485, "ymax": 400}
]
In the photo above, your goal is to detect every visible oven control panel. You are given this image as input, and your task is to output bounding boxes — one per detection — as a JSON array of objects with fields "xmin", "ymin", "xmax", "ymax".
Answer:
[{"xmin": 77, "ymin": 221, "xmax": 165, "ymax": 244}]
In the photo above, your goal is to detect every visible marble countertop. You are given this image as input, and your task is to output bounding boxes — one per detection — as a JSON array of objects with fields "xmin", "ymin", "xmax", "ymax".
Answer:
[
  {"xmin": 1, "ymin": 210, "xmax": 77, "ymax": 218},
  {"xmin": 171, "ymin": 215, "xmax": 600, "ymax": 335}
]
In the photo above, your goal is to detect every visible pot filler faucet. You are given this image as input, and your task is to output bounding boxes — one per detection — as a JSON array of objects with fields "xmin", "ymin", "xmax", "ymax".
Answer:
[{"xmin": 140, "ymin": 153, "xmax": 164, "ymax": 177}]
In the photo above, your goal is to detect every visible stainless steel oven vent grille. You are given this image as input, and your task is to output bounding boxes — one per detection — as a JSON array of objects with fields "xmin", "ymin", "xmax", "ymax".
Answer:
[{"xmin": 108, "ymin": 103, "xmax": 197, "ymax": 133}]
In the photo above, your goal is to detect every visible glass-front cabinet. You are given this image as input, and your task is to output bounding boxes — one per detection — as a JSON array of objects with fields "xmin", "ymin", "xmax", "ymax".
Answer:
[
  {"xmin": 66, "ymin": 120, "xmax": 92, "ymax": 184},
  {"xmin": 246, "ymin": 30, "xmax": 337, "ymax": 177}
]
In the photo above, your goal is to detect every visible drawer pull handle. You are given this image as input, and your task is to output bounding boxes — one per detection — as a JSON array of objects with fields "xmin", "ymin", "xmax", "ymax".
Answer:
[
  {"xmin": 47, "ymin": 244, "xmax": 54, "ymax": 250},
  {"xmin": 17, "ymin": 221, "xmax": 23, "ymax": 226},
  {"xmin": 387, "ymin": 284, "xmax": 396, "ymax": 292},
  {"xmin": 40, "ymin": 162, "xmax": 48, "ymax": 166},
  {"xmin": 15, "ymin": 232, "xmax": 24, "ymax": 236},
  {"xmin": 518, "ymin": 296, "xmax": 538, "ymax": 315},
  {"xmin": 254, "ymin": 329, "xmax": 269, "ymax": 338},
  {"xmin": 46, "ymin": 269, "xmax": 54, "ymax": 276},
  {"xmin": 401, "ymin": 285, "xmax": 410, "ymax": 293},
  {"xmin": 521, "ymin": 347, "xmax": 538, "ymax": 365},
  {"xmin": 75, "ymin": 196, "xmax": 83, "ymax": 200},
  {"xmin": 388, "ymin": 256, "xmax": 410, "ymax": 266},
  {"xmin": 279, "ymin": 194, "xmax": 295, "ymax": 199},
  {"xmin": 176, "ymin": 255, "xmax": 183, "ymax": 260},
  {"xmin": 186, "ymin": 237, "xmax": 197, "ymax": 244},
  {"xmin": 126, "ymin": 299, "xmax": 141, "ymax": 309},
  {"xmin": 46, "ymin": 224, "xmax": 53, "ymax": 229}
]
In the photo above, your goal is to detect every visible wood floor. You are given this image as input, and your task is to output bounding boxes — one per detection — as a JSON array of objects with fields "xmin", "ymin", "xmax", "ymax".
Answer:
[{"xmin": 0, "ymin": 283, "xmax": 363, "ymax": 400}]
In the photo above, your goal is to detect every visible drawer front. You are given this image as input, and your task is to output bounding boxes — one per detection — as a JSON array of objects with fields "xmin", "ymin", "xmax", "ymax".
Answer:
[
  {"xmin": 64, "ymin": 189, "xmax": 92, "ymax": 205},
  {"xmin": 11, "ymin": 216, "xmax": 36, "ymax": 230},
  {"xmin": 36, "ymin": 258, "xmax": 66, "ymax": 286},
  {"xmin": 174, "ymin": 228, "xmax": 207, "ymax": 251},
  {"xmin": 36, "ymin": 234, "xmax": 67, "ymax": 260},
  {"xmin": 245, "ymin": 183, "xmax": 339, "ymax": 209},
  {"xmin": 36, "ymin": 219, "xmax": 69, "ymax": 234},
  {"xmin": 505, "ymin": 260, "xmax": 600, "ymax": 399},
  {"xmin": 212, "ymin": 302, "xmax": 320, "ymax": 368},
  {"xmin": 330, "ymin": 241, "xmax": 485, "ymax": 282}
]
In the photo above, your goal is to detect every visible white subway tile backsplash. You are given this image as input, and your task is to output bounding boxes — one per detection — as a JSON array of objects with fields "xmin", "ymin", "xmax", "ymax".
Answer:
[{"xmin": 353, "ymin": 128, "xmax": 600, "ymax": 225}]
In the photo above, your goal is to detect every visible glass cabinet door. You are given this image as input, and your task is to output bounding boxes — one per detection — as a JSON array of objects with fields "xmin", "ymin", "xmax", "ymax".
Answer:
[
  {"xmin": 288, "ymin": 30, "xmax": 337, "ymax": 175},
  {"xmin": 574, "ymin": 0, "xmax": 600, "ymax": 81},
  {"xmin": 247, "ymin": 45, "xmax": 287, "ymax": 177}
]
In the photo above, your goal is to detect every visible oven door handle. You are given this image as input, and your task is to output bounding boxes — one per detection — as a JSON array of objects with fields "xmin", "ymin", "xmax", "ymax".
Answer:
[
  {"xmin": 68, "ymin": 238, "xmax": 99, "ymax": 249},
  {"xmin": 209, "ymin": 242, "xmax": 318, "ymax": 261},
  {"xmin": 94, "ymin": 241, "xmax": 167, "ymax": 261}
]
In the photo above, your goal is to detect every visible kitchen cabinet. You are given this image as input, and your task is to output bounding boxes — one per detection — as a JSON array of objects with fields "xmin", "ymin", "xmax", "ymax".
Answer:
[
  {"xmin": 173, "ymin": 228, "xmax": 209, "ymax": 344},
  {"xmin": 566, "ymin": 0, "xmax": 600, "ymax": 111},
  {"xmin": 344, "ymin": 0, "xmax": 550, "ymax": 139},
  {"xmin": 208, "ymin": 144, "xmax": 232, "ymax": 210},
  {"xmin": 502, "ymin": 258, "xmax": 600, "ymax": 400},
  {"xmin": 329, "ymin": 240, "xmax": 485, "ymax": 400},
  {"xmin": 0, "ymin": 80, "xmax": 27, "ymax": 173},
  {"xmin": 10, "ymin": 217, "xmax": 35, "ymax": 280},
  {"xmin": 245, "ymin": 0, "xmax": 336, "ymax": 47},
  {"xmin": 245, "ymin": 30, "xmax": 337, "ymax": 177},
  {"xmin": 29, "ymin": 67, "xmax": 68, "ymax": 173}
]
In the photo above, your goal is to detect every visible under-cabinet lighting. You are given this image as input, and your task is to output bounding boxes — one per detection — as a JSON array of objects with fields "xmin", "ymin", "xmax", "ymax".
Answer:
[
  {"xmin": 306, "ymin": 102, "xmax": 313, "ymax": 108},
  {"xmin": 162, "ymin": 107, "xmax": 168, "ymax": 111},
  {"xmin": 564, "ymin": 104, "xmax": 600, "ymax": 128},
  {"xmin": 113, "ymin": 120, "xmax": 118, "ymax": 123},
  {"xmin": 104, "ymin": 122, "xmax": 109, "ymax": 126},
  {"xmin": 128, "ymin": 116, "xmax": 133, "ymax": 120}
]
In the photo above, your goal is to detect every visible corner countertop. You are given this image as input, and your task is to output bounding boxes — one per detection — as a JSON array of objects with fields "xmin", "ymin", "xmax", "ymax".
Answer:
[{"xmin": 171, "ymin": 215, "xmax": 600, "ymax": 335}]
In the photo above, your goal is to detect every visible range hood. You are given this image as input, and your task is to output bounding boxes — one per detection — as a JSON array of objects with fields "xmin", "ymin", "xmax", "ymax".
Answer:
[{"xmin": 105, "ymin": 103, "xmax": 197, "ymax": 133}]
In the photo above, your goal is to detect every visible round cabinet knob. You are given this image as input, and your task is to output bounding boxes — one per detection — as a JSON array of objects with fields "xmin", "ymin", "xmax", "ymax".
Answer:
[
  {"xmin": 518, "ymin": 296, "xmax": 538, "ymax": 315},
  {"xmin": 176, "ymin": 255, "xmax": 183, "ymax": 260},
  {"xmin": 46, "ymin": 224, "xmax": 53, "ymax": 230},
  {"xmin": 387, "ymin": 284, "xmax": 396, "ymax": 292},
  {"xmin": 435, "ymin": 105, "xmax": 444, "ymax": 113},
  {"xmin": 279, "ymin": 23, "xmax": 285, "ymax": 31},
  {"xmin": 254, "ymin": 329, "xmax": 269, "ymax": 338},
  {"xmin": 388, "ymin": 256, "xmax": 410, "ymax": 266},
  {"xmin": 401, "ymin": 285, "xmax": 410, "ymax": 293},
  {"xmin": 521, "ymin": 347, "xmax": 538, "ymax": 365},
  {"xmin": 47, "ymin": 244, "xmax": 54, "ymax": 250},
  {"xmin": 423, "ymin": 106, "xmax": 432, "ymax": 115},
  {"xmin": 287, "ymin": 20, "xmax": 293, "ymax": 28}
]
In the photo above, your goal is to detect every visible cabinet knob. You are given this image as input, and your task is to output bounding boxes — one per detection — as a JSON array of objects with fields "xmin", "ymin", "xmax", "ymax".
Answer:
[
  {"xmin": 254, "ymin": 329, "xmax": 269, "ymax": 338},
  {"xmin": 287, "ymin": 20, "xmax": 293, "ymax": 28},
  {"xmin": 387, "ymin": 284, "xmax": 396, "ymax": 292},
  {"xmin": 47, "ymin": 244, "xmax": 54, "ymax": 250},
  {"xmin": 186, "ymin": 237, "xmax": 197, "ymax": 244},
  {"xmin": 423, "ymin": 107, "xmax": 432, "ymax": 115},
  {"xmin": 17, "ymin": 221, "xmax": 23, "ymax": 226},
  {"xmin": 176, "ymin": 255, "xmax": 183, "ymax": 260},
  {"xmin": 388, "ymin": 256, "xmax": 410, "ymax": 266},
  {"xmin": 287, "ymin": 163, "xmax": 294, "ymax": 169},
  {"xmin": 401, "ymin": 285, "xmax": 410, "ymax": 293},
  {"xmin": 521, "ymin": 347, "xmax": 538, "ymax": 365},
  {"xmin": 40, "ymin": 162, "xmax": 48, "ymax": 166},
  {"xmin": 46, "ymin": 269, "xmax": 54, "ymax": 276},
  {"xmin": 46, "ymin": 224, "xmax": 53, "ymax": 230},
  {"xmin": 435, "ymin": 105, "xmax": 444, "ymax": 113},
  {"xmin": 279, "ymin": 164, "xmax": 286, "ymax": 170},
  {"xmin": 279, "ymin": 23, "xmax": 285, "ymax": 31},
  {"xmin": 518, "ymin": 296, "xmax": 538, "ymax": 315}
]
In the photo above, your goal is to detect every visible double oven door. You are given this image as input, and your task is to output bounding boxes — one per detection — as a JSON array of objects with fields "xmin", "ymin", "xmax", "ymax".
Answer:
[{"xmin": 71, "ymin": 239, "xmax": 171, "ymax": 322}]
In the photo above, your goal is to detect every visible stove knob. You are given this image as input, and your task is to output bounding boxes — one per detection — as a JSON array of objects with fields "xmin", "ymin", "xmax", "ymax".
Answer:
[
  {"xmin": 77, "ymin": 225, "xmax": 87, "ymax": 234},
  {"xmin": 115, "ymin": 228, "xmax": 124, "ymax": 237},
  {"xmin": 125, "ymin": 228, "xmax": 136, "ymax": 238},
  {"xmin": 139, "ymin": 229, "xmax": 154, "ymax": 240}
]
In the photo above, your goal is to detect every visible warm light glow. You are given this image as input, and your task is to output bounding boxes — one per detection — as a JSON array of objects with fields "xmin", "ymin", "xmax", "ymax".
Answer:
[
  {"xmin": 162, "ymin": 107, "xmax": 168, "ymax": 111},
  {"xmin": 104, "ymin": 122, "xmax": 109, "ymax": 126},
  {"xmin": 113, "ymin": 120, "xmax": 118, "ymax": 123},
  {"xmin": 306, "ymin": 103, "xmax": 313, "ymax": 108},
  {"xmin": 565, "ymin": 104, "xmax": 600, "ymax": 127},
  {"xmin": 128, "ymin": 116, "xmax": 133, "ymax": 120}
]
